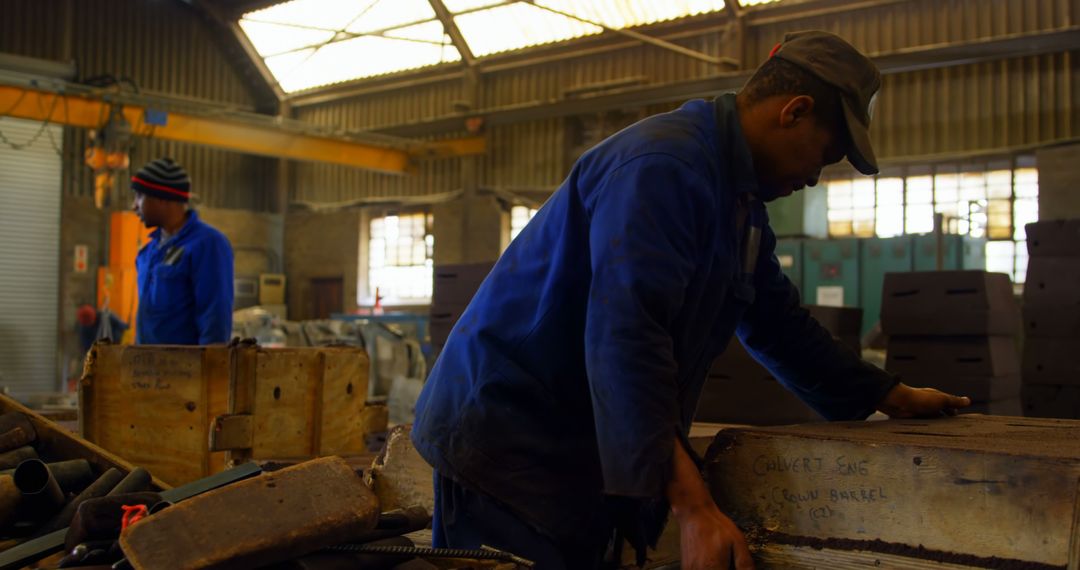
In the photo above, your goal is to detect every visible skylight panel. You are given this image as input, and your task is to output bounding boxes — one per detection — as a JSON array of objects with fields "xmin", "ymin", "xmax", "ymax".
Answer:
[
  {"xmin": 238, "ymin": 19, "xmax": 335, "ymax": 56},
  {"xmin": 385, "ymin": 20, "xmax": 454, "ymax": 45},
  {"xmin": 244, "ymin": 0, "xmax": 374, "ymax": 30},
  {"xmin": 344, "ymin": 0, "xmax": 437, "ymax": 34},
  {"xmin": 268, "ymin": 35, "xmax": 460, "ymax": 92},
  {"xmin": 531, "ymin": 0, "xmax": 727, "ymax": 29},
  {"xmin": 241, "ymin": 0, "xmax": 746, "ymax": 94},
  {"xmin": 453, "ymin": 2, "xmax": 603, "ymax": 57},
  {"xmin": 442, "ymin": 0, "xmax": 508, "ymax": 12}
]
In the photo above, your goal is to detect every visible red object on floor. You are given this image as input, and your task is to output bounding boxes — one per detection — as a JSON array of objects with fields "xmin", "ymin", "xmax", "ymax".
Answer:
[{"xmin": 121, "ymin": 504, "xmax": 148, "ymax": 529}]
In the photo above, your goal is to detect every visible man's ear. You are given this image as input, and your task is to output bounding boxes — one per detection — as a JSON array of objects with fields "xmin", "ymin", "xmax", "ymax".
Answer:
[{"xmin": 779, "ymin": 95, "xmax": 815, "ymax": 128}]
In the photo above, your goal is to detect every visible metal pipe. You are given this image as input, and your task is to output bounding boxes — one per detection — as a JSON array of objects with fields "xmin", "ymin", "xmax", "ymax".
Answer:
[
  {"xmin": 45, "ymin": 461, "xmax": 92, "ymax": 494},
  {"xmin": 1, "ymin": 459, "xmax": 93, "ymax": 493},
  {"xmin": 106, "ymin": 467, "xmax": 151, "ymax": 496},
  {"xmin": 0, "ymin": 414, "xmax": 36, "ymax": 454},
  {"xmin": 147, "ymin": 501, "xmax": 172, "ymax": 515},
  {"xmin": 35, "ymin": 468, "xmax": 123, "ymax": 536},
  {"xmin": 13, "ymin": 460, "xmax": 65, "ymax": 523},
  {"xmin": 0, "ymin": 447, "xmax": 37, "ymax": 471}
]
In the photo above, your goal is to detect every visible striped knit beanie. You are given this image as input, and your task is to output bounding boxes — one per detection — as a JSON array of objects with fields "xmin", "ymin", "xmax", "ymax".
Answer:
[{"xmin": 131, "ymin": 158, "xmax": 191, "ymax": 202}]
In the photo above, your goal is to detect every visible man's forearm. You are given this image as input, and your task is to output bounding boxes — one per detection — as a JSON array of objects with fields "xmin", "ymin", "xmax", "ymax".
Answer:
[{"xmin": 667, "ymin": 436, "xmax": 714, "ymax": 521}]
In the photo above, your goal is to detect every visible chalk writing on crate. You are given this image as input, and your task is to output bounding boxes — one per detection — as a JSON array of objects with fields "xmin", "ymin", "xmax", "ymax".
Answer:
[
  {"xmin": 753, "ymin": 455, "xmax": 869, "ymax": 476},
  {"xmin": 757, "ymin": 454, "xmax": 888, "ymax": 520},
  {"xmin": 129, "ymin": 352, "xmax": 194, "ymax": 389}
]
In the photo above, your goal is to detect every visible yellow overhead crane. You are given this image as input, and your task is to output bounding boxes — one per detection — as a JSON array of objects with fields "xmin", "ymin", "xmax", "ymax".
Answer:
[{"xmin": 0, "ymin": 83, "xmax": 484, "ymax": 174}]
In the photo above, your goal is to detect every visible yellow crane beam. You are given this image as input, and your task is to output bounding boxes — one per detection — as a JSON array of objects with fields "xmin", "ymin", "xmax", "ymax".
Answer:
[{"xmin": 0, "ymin": 85, "xmax": 484, "ymax": 174}]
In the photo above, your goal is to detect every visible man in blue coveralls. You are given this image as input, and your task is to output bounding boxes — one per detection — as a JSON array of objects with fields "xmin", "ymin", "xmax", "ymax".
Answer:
[
  {"xmin": 132, "ymin": 157, "xmax": 234, "ymax": 345},
  {"xmin": 413, "ymin": 31, "xmax": 971, "ymax": 569}
]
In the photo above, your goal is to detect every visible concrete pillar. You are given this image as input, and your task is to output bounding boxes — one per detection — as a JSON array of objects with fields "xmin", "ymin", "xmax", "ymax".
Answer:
[
  {"xmin": 432, "ymin": 195, "xmax": 507, "ymax": 266},
  {"xmin": 284, "ymin": 210, "xmax": 362, "ymax": 320},
  {"xmin": 1037, "ymin": 144, "xmax": 1080, "ymax": 220}
]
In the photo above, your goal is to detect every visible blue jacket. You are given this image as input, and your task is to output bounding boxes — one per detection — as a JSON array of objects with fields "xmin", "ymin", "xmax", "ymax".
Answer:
[
  {"xmin": 412, "ymin": 95, "xmax": 895, "ymax": 544},
  {"xmin": 135, "ymin": 210, "xmax": 234, "ymax": 345}
]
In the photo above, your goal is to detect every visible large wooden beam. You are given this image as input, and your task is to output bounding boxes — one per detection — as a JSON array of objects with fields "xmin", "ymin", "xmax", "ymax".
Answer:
[{"xmin": 705, "ymin": 415, "xmax": 1080, "ymax": 568}]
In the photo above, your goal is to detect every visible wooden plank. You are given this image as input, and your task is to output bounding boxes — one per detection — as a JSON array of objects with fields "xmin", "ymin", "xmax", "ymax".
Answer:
[
  {"xmin": 0, "ymin": 392, "xmax": 168, "ymax": 490},
  {"xmin": 1070, "ymin": 476, "xmax": 1080, "ymax": 570},
  {"xmin": 120, "ymin": 457, "xmax": 378, "ymax": 570},
  {"xmin": 359, "ymin": 404, "xmax": 389, "ymax": 442},
  {"xmin": 704, "ymin": 415, "xmax": 1080, "ymax": 568},
  {"xmin": 318, "ymin": 347, "xmax": 370, "ymax": 456},
  {"xmin": 251, "ymin": 349, "xmax": 319, "ymax": 460},
  {"xmin": 204, "ymin": 346, "xmax": 233, "ymax": 477},
  {"xmin": 209, "ymin": 414, "xmax": 254, "ymax": 452},
  {"xmin": 753, "ymin": 543, "xmax": 992, "ymax": 569},
  {"xmin": 225, "ymin": 344, "xmax": 259, "ymax": 467},
  {"xmin": 80, "ymin": 345, "xmax": 220, "ymax": 486}
]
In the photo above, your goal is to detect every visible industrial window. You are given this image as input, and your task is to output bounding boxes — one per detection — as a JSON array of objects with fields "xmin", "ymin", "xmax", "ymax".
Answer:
[
  {"xmin": 509, "ymin": 205, "xmax": 539, "ymax": 241},
  {"xmin": 823, "ymin": 158, "xmax": 1037, "ymax": 283},
  {"xmin": 368, "ymin": 211, "xmax": 434, "ymax": 304}
]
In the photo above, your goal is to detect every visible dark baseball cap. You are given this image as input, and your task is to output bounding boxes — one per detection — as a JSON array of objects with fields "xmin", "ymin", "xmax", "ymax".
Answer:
[{"xmin": 772, "ymin": 30, "xmax": 881, "ymax": 175}]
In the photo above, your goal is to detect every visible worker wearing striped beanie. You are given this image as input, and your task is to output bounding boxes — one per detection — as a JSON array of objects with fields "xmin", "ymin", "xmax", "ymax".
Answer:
[
  {"xmin": 131, "ymin": 157, "xmax": 234, "ymax": 346},
  {"xmin": 131, "ymin": 157, "xmax": 191, "ymax": 202}
]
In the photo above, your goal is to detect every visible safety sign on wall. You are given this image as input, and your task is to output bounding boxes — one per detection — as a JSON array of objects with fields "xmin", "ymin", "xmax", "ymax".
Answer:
[{"xmin": 74, "ymin": 245, "xmax": 88, "ymax": 273}]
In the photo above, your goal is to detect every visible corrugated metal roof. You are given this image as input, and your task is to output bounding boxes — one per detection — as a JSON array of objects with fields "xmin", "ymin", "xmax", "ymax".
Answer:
[{"xmin": 240, "ymin": 0, "xmax": 733, "ymax": 93}]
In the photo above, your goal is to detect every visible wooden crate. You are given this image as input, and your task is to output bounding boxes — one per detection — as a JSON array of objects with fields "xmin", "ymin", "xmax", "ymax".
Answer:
[
  {"xmin": 704, "ymin": 415, "xmax": 1080, "ymax": 568},
  {"xmin": 0, "ymin": 393, "xmax": 168, "ymax": 490},
  {"xmin": 80, "ymin": 343, "xmax": 373, "ymax": 486}
]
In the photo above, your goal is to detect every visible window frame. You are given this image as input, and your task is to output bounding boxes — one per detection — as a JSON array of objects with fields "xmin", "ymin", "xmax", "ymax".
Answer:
[
  {"xmin": 361, "ymin": 207, "xmax": 435, "ymax": 307},
  {"xmin": 822, "ymin": 156, "xmax": 1037, "ymax": 284}
]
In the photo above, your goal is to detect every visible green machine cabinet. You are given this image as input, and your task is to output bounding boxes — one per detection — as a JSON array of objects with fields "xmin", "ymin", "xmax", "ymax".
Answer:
[
  {"xmin": 774, "ymin": 239, "xmax": 803, "ymax": 293},
  {"xmin": 802, "ymin": 239, "xmax": 860, "ymax": 308},
  {"xmin": 859, "ymin": 236, "xmax": 914, "ymax": 336},
  {"xmin": 913, "ymin": 235, "xmax": 988, "ymax": 270},
  {"xmin": 961, "ymin": 236, "xmax": 986, "ymax": 269}
]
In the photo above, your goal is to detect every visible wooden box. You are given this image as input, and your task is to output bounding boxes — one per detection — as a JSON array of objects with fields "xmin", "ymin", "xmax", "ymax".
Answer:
[
  {"xmin": 0, "ymin": 393, "xmax": 168, "ymax": 490},
  {"xmin": 704, "ymin": 416, "xmax": 1080, "ymax": 568},
  {"xmin": 80, "ymin": 343, "xmax": 374, "ymax": 486}
]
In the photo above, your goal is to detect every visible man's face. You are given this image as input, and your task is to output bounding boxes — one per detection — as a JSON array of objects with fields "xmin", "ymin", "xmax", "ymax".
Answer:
[
  {"xmin": 756, "ymin": 96, "xmax": 847, "ymax": 202},
  {"xmin": 132, "ymin": 191, "xmax": 162, "ymax": 228}
]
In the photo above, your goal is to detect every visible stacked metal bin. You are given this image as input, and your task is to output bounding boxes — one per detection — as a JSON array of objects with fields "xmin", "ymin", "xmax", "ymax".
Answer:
[
  {"xmin": 1022, "ymin": 220, "xmax": 1080, "ymax": 418},
  {"xmin": 880, "ymin": 271, "xmax": 1023, "ymax": 415},
  {"xmin": 859, "ymin": 237, "xmax": 914, "ymax": 336},
  {"xmin": 787, "ymin": 235, "xmax": 986, "ymax": 337}
]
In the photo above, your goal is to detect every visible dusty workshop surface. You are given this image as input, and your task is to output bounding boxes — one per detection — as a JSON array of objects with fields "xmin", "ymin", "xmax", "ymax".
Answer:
[{"xmin": 705, "ymin": 415, "xmax": 1080, "ymax": 569}]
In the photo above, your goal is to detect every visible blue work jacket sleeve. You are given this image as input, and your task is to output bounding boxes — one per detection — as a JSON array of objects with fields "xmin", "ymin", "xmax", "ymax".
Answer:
[
  {"xmin": 584, "ymin": 155, "xmax": 711, "ymax": 498},
  {"xmin": 737, "ymin": 224, "xmax": 897, "ymax": 421},
  {"xmin": 193, "ymin": 235, "xmax": 235, "ymax": 345}
]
